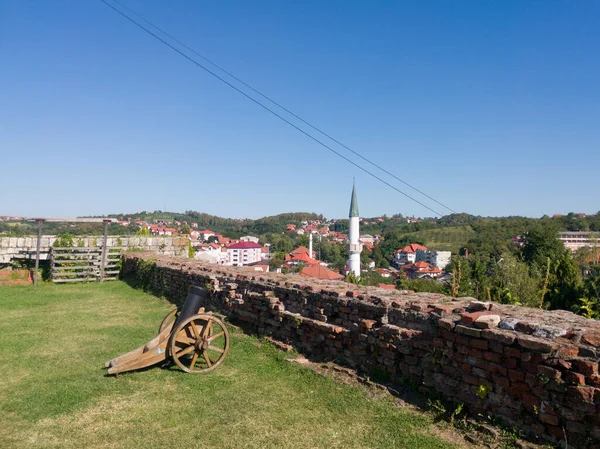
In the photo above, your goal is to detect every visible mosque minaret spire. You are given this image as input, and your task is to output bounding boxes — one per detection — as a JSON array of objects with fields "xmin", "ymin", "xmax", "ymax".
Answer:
[{"xmin": 347, "ymin": 181, "xmax": 361, "ymax": 277}]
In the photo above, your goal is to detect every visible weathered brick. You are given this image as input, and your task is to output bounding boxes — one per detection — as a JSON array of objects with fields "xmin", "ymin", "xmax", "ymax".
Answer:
[
  {"xmin": 573, "ymin": 359, "xmax": 598, "ymax": 375},
  {"xmin": 504, "ymin": 357, "xmax": 519, "ymax": 369},
  {"xmin": 504, "ymin": 347, "xmax": 521, "ymax": 358},
  {"xmin": 492, "ymin": 374, "xmax": 510, "ymax": 389},
  {"xmin": 517, "ymin": 335, "xmax": 558, "ymax": 353},
  {"xmin": 540, "ymin": 413, "xmax": 560, "ymax": 426},
  {"xmin": 568, "ymin": 385, "xmax": 596, "ymax": 403},
  {"xmin": 582, "ymin": 331, "xmax": 600, "ymax": 347},
  {"xmin": 482, "ymin": 328, "xmax": 517, "ymax": 345},
  {"xmin": 522, "ymin": 393, "xmax": 540, "ymax": 408},
  {"xmin": 487, "ymin": 363, "xmax": 507, "ymax": 376},
  {"xmin": 538, "ymin": 365, "xmax": 561, "ymax": 380},
  {"xmin": 455, "ymin": 324, "xmax": 482, "ymax": 338},
  {"xmin": 461, "ymin": 311, "xmax": 494, "ymax": 325},
  {"xmin": 437, "ymin": 317, "xmax": 456, "ymax": 330},
  {"xmin": 556, "ymin": 344, "xmax": 579, "ymax": 358},
  {"xmin": 515, "ymin": 321, "xmax": 538, "ymax": 334},
  {"xmin": 564, "ymin": 371, "xmax": 586, "ymax": 385},
  {"xmin": 483, "ymin": 351, "xmax": 502, "ymax": 363},
  {"xmin": 587, "ymin": 374, "xmax": 600, "ymax": 387},
  {"xmin": 468, "ymin": 348, "xmax": 483, "ymax": 358},
  {"xmin": 508, "ymin": 369, "xmax": 525, "ymax": 382},
  {"xmin": 361, "ymin": 319, "xmax": 377, "ymax": 330},
  {"xmin": 470, "ymin": 339, "xmax": 488, "ymax": 350},
  {"xmin": 463, "ymin": 374, "xmax": 480, "ymax": 385},
  {"xmin": 488, "ymin": 340, "xmax": 504, "ymax": 354},
  {"xmin": 456, "ymin": 335, "xmax": 469, "ymax": 346},
  {"xmin": 440, "ymin": 329, "xmax": 456, "ymax": 342}
]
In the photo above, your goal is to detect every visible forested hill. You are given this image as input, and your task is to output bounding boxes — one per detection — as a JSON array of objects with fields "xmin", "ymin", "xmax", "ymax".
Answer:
[{"xmin": 2, "ymin": 211, "xmax": 599, "ymax": 240}]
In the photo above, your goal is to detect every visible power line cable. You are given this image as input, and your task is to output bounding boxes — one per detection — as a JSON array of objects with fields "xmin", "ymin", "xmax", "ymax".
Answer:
[
  {"xmin": 108, "ymin": 0, "xmax": 456, "ymax": 215},
  {"xmin": 99, "ymin": 0, "xmax": 445, "ymax": 217}
]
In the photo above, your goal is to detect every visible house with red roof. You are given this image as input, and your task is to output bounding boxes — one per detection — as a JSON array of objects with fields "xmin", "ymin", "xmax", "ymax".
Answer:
[
  {"xmin": 394, "ymin": 244, "xmax": 428, "ymax": 265},
  {"xmin": 291, "ymin": 246, "xmax": 316, "ymax": 259},
  {"xmin": 401, "ymin": 261, "xmax": 442, "ymax": 280},
  {"xmin": 284, "ymin": 252, "xmax": 319, "ymax": 266},
  {"xmin": 300, "ymin": 264, "xmax": 344, "ymax": 281}
]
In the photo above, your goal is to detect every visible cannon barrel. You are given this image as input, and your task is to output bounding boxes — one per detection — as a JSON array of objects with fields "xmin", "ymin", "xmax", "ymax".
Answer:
[{"xmin": 173, "ymin": 286, "xmax": 207, "ymax": 329}]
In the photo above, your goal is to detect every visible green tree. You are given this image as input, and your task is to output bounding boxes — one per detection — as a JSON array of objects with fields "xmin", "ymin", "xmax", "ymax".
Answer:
[
  {"xmin": 545, "ymin": 251, "xmax": 582, "ymax": 310},
  {"xmin": 180, "ymin": 224, "xmax": 191, "ymax": 235},
  {"xmin": 136, "ymin": 227, "xmax": 151, "ymax": 237},
  {"xmin": 489, "ymin": 253, "xmax": 540, "ymax": 307},
  {"xmin": 522, "ymin": 224, "xmax": 564, "ymax": 270}
]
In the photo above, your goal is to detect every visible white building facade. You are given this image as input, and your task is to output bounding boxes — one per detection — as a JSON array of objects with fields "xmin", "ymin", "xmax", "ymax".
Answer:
[
  {"xmin": 559, "ymin": 232, "xmax": 600, "ymax": 251},
  {"xmin": 226, "ymin": 241, "xmax": 263, "ymax": 267},
  {"xmin": 416, "ymin": 249, "xmax": 452, "ymax": 270}
]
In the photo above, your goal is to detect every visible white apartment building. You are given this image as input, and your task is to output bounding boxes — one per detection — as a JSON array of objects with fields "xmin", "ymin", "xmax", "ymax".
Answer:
[
  {"xmin": 416, "ymin": 249, "xmax": 452, "ymax": 270},
  {"xmin": 559, "ymin": 232, "xmax": 600, "ymax": 251},
  {"xmin": 226, "ymin": 241, "xmax": 262, "ymax": 267}
]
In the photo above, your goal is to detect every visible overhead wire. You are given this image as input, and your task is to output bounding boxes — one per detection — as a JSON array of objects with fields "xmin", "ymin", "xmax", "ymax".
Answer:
[
  {"xmin": 99, "ymin": 0, "xmax": 447, "ymax": 217},
  {"xmin": 108, "ymin": 0, "xmax": 456, "ymax": 215}
]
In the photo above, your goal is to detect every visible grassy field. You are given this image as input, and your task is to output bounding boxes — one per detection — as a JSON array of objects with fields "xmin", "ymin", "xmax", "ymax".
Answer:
[
  {"xmin": 406, "ymin": 226, "xmax": 476, "ymax": 253},
  {"xmin": 0, "ymin": 282, "xmax": 461, "ymax": 449}
]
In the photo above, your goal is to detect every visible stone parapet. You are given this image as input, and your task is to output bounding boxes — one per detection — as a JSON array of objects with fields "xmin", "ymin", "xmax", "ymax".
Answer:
[
  {"xmin": 0, "ymin": 236, "xmax": 188, "ymax": 263},
  {"xmin": 122, "ymin": 253, "xmax": 600, "ymax": 448}
]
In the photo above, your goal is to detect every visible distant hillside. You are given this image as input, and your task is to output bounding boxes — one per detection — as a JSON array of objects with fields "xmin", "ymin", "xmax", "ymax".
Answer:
[
  {"xmin": 101, "ymin": 210, "xmax": 324, "ymax": 238},
  {"xmin": 405, "ymin": 226, "xmax": 476, "ymax": 253}
]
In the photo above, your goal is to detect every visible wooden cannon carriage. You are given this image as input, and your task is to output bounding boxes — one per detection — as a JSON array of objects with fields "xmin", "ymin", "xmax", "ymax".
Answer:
[{"xmin": 105, "ymin": 286, "xmax": 230, "ymax": 375}]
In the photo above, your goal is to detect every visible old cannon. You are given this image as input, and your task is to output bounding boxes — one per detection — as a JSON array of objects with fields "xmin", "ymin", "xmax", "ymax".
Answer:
[{"xmin": 105, "ymin": 286, "xmax": 230, "ymax": 375}]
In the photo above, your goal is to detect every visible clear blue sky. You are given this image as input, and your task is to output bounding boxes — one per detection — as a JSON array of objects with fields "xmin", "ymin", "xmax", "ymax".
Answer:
[{"xmin": 1, "ymin": 1, "xmax": 598, "ymax": 219}]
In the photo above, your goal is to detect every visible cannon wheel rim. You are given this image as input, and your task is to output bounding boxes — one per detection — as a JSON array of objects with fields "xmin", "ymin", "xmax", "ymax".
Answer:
[
  {"xmin": 158, "ymin": 308, "xmax": 178, "ymax": 334},
  {"xmin": 169, "ymin": 314, "xmax": 230, "ymax": 373}
]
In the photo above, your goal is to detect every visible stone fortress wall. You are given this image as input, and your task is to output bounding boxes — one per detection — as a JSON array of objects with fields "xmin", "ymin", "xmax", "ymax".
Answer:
[
  {"xmin": 0, "ymin": 236, "xmax": 189, "ymax": 263},
  {"xmin": 122, "ymin": 253, "xmax": 600, "ymax": 448}
]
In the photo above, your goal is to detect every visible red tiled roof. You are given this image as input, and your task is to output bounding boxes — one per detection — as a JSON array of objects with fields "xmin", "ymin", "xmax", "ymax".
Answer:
[
  {"xmin": 300, "ymin": 265, "xmax": 344, "ymax": 280},
  {"xmin": 289, "ymin": 252, "xmax": 319, "ymax": 265},
  {"xmin": 396, "ymin": 244, "xmax": 428, "ymax": 254},
  {"xmin": 291, "ymin": 246, "xmax": 309, "ymax": 255},
  {"xmin": 227, "ymin": 241, "xmax": 262, "ymax": 249}
]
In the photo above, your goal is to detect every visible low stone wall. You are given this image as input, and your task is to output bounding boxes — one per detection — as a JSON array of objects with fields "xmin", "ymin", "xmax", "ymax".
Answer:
[
  {"xmin": 0, "ymin": 236, "xmax": 189, "ymax": 263},
  {"xmin": 123, "ymin": 253, "xmax": 600, "ymax": 448}
]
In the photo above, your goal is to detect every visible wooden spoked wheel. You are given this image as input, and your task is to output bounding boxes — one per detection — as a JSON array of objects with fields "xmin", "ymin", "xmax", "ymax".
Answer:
[
  {"xmin": 158, "ymin": 308, "xmax": 178, "ymax": 334},
  {"xmin": 169, "ymin": 314, "xmax": 230, "ymax": 373}
]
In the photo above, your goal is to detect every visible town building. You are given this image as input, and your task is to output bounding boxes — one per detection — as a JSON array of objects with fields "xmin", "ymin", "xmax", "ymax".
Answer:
[
  {"xmin": 226, "ymin": 241, "xmax": 262, "ymax": 267},
  {"xmin": 416, "ymin": 249, "xmax": 452, "ymax": 270},
  {"xmin": 402, "ymin": 261, "xmax": 442, "ymax": 279},
  {"xmin": 239, "ymin": 235, "xmax": 260, "ymax": 243},
  {"xmin": 394, "ymin": 244, "xmax": 428, "ymax": 265},
  {"xmin": 559, "ymin": 232, "xmax": 600, "ymax": 251},
  {"xmin": 300, "ymin": 264, "xmax": 344, "ymax": 280}
]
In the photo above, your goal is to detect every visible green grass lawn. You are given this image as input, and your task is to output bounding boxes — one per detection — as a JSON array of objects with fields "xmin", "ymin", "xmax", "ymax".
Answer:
[{"xmin": 0, "ymin": 282, "xmax": 460, "ymax": 449}]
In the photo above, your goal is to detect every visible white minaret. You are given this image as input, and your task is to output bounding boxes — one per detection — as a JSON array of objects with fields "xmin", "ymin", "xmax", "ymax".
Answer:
[
  {"xmin": 309, "ymin": 231, "xmax": 314, "ymax": 260},
  {"xmin": 347, "ymin": 182, "xmax": 361, "ymax": 277}
]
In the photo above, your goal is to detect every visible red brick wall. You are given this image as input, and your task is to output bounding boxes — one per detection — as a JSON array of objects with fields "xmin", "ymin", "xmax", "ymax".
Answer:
[{"xmin": 123, "ymin": 254, "xmax": 600, "ymax": 448}]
